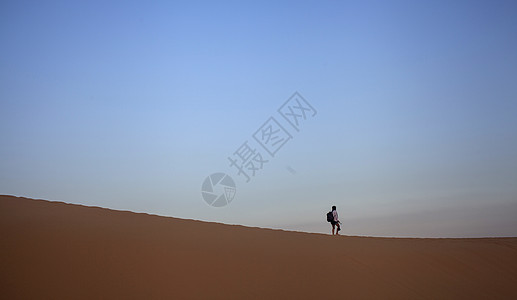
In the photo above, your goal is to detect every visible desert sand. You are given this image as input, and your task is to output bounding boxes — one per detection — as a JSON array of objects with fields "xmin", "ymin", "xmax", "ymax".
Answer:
[{"xmin": 1, "ymin": 195, "xmax": 516, "ymax": 299}]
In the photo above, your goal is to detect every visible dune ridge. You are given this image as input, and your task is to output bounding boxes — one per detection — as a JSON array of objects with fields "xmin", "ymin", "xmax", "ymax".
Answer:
[{"xmin": 1, "ymin": 195, "xmax": 517, "ymax": 299}]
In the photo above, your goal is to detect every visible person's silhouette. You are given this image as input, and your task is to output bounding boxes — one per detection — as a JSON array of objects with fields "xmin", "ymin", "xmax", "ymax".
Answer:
[{"xmin": 331, "ymin": 205, "xmax": 341, "ymax": 235}]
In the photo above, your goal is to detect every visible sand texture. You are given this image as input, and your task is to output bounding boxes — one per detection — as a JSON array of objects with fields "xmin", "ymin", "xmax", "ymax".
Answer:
[{"xmin": 1, "ymin": 195, "xmax": 517, "ymax": 299}]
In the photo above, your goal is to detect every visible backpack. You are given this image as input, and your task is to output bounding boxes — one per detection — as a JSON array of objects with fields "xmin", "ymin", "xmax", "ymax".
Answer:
[{"xmin": 326, "ymin": 211, "xmax": 334, "ymax": 223}]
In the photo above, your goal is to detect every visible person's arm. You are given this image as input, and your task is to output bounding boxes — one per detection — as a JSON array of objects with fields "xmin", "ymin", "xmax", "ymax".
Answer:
[{"xmin": 333, "ymin": 211, "xmax": 339, "ymax": 222}]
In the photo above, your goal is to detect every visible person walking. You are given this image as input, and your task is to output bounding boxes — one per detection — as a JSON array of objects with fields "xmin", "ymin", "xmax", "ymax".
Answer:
[{"xmin": 331, "ymin": 205, "xmax": 341, "ymax": 235}]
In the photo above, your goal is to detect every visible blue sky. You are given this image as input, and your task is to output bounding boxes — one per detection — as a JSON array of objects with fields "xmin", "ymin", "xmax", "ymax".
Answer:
[{"xmin": 1, "ymin": 0, "xmax": 516, "ymax": 237}]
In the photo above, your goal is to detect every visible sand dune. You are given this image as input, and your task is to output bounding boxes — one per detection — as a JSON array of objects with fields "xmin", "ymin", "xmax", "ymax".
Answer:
[{"xmin": 1, "ymin": 195, "xmax": 516, "ymax": 299}]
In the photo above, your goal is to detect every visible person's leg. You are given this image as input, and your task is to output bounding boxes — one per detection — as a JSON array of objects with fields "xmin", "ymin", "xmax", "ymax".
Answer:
[
  {"xmin": 336, "ymin": 223, "xmax": 340, "ymax": 235},
  {"xmin": 332, "ymin": 223, "xmax": 335, "ymax": 235}
]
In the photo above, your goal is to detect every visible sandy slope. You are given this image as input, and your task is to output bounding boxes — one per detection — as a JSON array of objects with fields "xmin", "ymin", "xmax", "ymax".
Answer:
[{"xmin": 1, "ymin": 195, "xmax": 516, "ymax": 299}]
